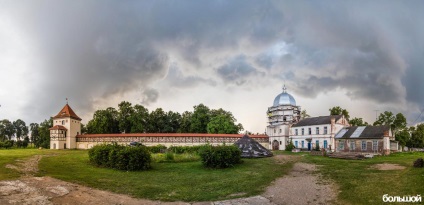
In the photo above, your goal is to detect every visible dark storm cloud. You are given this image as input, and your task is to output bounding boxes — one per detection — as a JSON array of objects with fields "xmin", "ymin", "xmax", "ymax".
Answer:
[
  {"xmin": 3, "ymin": 0, "xmax": 424, "ymax": 123},
  {"xmin": 217, "ymin": 55, "xmax": 265, "ymax": 86}
]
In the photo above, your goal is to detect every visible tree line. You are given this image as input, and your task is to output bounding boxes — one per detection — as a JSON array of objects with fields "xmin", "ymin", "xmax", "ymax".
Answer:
[
  {"xmin": 85, "ymin": 101, "xmax": 244, "ymax": 135},
  {"xmin": 0, "ymin": 118, "xmax": 51, "ymax": 148}
]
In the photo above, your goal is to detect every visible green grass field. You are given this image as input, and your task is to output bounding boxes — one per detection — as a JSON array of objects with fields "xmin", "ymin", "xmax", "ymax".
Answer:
[
  {"xmin": 37, "ymin": 150, "xmax": 292, "ymax": 201},
  {"xmin": 1, "ymin": 149, "xmax": 423, "ymax": 203},
  {"xmin": 304, "ymin": 152, "xmax": 424, "ymax": 205}
]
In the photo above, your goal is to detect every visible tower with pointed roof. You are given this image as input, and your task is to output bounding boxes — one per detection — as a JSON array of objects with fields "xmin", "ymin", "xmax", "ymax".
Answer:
[
  {"xmin": 50, "ymin": 103, "xmax": 82, "ymax": 149},
  {"xmin": 266, "ymin": 85, "xmax": 301, "ymax": 150}
]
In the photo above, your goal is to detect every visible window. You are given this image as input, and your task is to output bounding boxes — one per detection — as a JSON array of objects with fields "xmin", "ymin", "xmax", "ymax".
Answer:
[
  {"xmin": 274, "ymin": 129, "xmax": 276, "ymax": 133},
  {"xmin": 324, "ymin": 126, "xmax": 328, "ymax": 134},
  {"xmin": 316, "ymin": 140, "xmax": 319, "ymax": 148},
  {"xmin": 301, "ymin": 141, "xmax": 304, "ymax": 148},
  {"xmin": 373, "ymin": 140, "xmax": 378, "ymax": 151},
  {"xmin": 279, "ymin": 129, "xmax": 282, "ymax": 133},
  {"xmin": 361, "ymin": 141, "xmax": 367, "ymax": 150},
  {"xmin": 279, "ymin": 141, "xmax": 282, "ymax": 145},
  {"xmin": 339, "ymin": 140, "xmax": 344, "ymax": 150},
  {"xmin": 301, "ymin": 128, "xmax": 304, "ymax": 135},
  {"xmin": 295, "ymin": 141, "xmax": 298, "ymax": 148},
  {"xmin": 295, "ymin": 129, "xmax": 298, "ymax": 135},
  {"xmin": 324, "ymin": 140, "xmax": 328, "ymax": 149},
  {"xmin": 64, "ymin": 143, "xmax": 66, "ymax": 149},
  {"xmin": 62, "ymin": 120, "xmax": 65, "ymax": 125},
  {"xmin": 308, "ymin": 128, "xmax": 312, "ymax": 135},
  {"xmin": 350, "ymin": 141, "xmax": 355, "ymax": 150},
  {"xmin": 316, "ymin": 127, "xmax": 319, "ymax": 135},
  {"xmin": 77, "ymin": 132, "xmax": 79, "ymax": 135}
]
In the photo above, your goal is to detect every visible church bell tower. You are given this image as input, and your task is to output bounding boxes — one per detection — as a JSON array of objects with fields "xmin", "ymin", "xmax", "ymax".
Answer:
[{"xmin": 49, "ymin": 103, "xmax": 82, "ymax": 149}]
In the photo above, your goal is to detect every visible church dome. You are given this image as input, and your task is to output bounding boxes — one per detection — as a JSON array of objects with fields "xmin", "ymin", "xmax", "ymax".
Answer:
[{"xmin": 273, "ymin": 86, "xmax": 296, "ymax": 106}]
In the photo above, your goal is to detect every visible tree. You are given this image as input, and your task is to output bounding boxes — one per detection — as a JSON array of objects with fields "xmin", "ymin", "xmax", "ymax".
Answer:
[
  {"xmin": 86, "ymin": 108, "xmax": 119, "ymax": 134},
  {"xmin": 0, "ymin": 119, "xmax": 15, "ymax": 141},
  {"xmin": 373, "ymin": 111, "xmax": 407, "ymax": 132},
  {"xmin": 349, "ymin": 117, "xmax": 369, "ymax": 126},
  {"xmin": 190, "ymin": 104, "xmax": 210, "ymax": 133},
  {"xmin": 207, "ymin": 114, "xmax": 242, "ymax": 134},
  {"xmin": 329, "ymin": 106, "xmax": 349, "ymax": 120},
  {"xmin": 37, "ymin": 118, "xmax": 53, "ymax": 148},
  {"xmin": 178, "ymin": 111, "xmax": 192, "ymax": 133},
  {"xmin": 118, "ymin": 101, "xmax": 134, "ymax": 133},
  {"xmin": 163, "ymin": 111, "xmax": 181, "ymax": 133},
  {"xmin": 13, "ymin": 119, "xmax": 28, "ymax": 141},
  {"xmin": 395, "ymin": 129, "xmax": 410, "ymax": 150},
  {"xmin": 147, "ymin": 108, "xmax": 167, "ymax": 133},
  {"xmin": 130, "ymin": 105, "xmax": 149, "ymax": 133},
  {"xmin": 30, "ymin": 123, "xmax": 40, "ymax": 146},
  {"xmin": 300, "ymin": 110, "xmax": 310, "ymax": 120},
  {"xmin": 409, "ymin": 124, "xmax": 424, "ymax": 148}
]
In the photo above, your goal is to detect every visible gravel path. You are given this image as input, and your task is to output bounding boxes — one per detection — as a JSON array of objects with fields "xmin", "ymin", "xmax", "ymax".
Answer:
[{"xmin": 1, "ymin": 154, "xmax": 338, "ymax": 205}]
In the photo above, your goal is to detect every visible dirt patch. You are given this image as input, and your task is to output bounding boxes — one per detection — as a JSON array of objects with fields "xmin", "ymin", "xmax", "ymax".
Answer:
[
  {"xmin": 5, "ymin": 155, "xmax": 43, "ymax": 176},
  {"xmin": 272, "ymin": 154, "xmax": 301, "ymax": 164},
  {"xmin": 371, "ymin": 163, "xmax": 406, "ymax": 170},
  {"xmin": 263, "ymin": 162, "xmax": 337, "ymax": 205}
]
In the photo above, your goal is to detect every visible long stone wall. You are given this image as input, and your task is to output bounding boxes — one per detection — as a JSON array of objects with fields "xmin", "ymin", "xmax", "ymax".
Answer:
[{"xmin": 76, "ymin": 134, "xmax": 269, "ymax": 150}]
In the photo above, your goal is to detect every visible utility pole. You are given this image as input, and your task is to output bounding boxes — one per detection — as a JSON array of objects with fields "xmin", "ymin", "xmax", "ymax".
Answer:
[{"xmin": 374, "ymin": 110, "xmax": 379, "ymax": 121}]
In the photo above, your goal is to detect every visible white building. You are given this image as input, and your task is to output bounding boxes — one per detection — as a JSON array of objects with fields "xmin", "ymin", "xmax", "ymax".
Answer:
[
  {"xmin": 290, "ymin": 115, "xmax": 349, "ymax": 151},
  {"xmin": 266, "ymin": 86, "xmax": 301, "ymax": 150},
  {"xmin": 49, "ymin": 103, "xmax": 82, "ymax": 149}
]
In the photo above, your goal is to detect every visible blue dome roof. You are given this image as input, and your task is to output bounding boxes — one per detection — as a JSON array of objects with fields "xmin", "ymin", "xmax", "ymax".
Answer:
[{"xmin": 273, "ymin": 86, "xmax": 296, "ymax": 106}]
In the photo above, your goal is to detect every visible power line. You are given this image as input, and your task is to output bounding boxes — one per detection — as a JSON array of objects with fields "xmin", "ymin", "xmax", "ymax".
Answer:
[{"xmin": 411, "ymin": 108, "xmax": 424, "ymax": 126}]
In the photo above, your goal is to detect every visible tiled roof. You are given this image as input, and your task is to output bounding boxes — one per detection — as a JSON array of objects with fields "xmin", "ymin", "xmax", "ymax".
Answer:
[
  {"xmin": 53, "ymin": 104, "xmax": 82, "ymax": 120},
  {"xmin": 335, "ymin": 125, "xmax": 390, "ymax": 139},
  {"xmin": 76, "ymin": 133, "xmax": 269, "ymax": 138},
  {"xmin": 49, "ymin": 125, "xmax": 68, "ymax": 130},
  {"xmin": 292, "ymin": 115, "xmax": 343, "ymax": 127}
]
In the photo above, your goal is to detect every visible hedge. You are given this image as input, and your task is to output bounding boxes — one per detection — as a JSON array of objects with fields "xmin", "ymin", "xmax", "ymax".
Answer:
[
  {"xmin": 198, "ymin": 144, "xmax": 242, "ymax": 168},
  {"xmin": 88, "ymin": 143, "xmax": 151, "ymax": 171}
]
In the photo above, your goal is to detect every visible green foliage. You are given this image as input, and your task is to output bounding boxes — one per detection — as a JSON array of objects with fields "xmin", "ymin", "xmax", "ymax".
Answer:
[
  {"xmin": 300, "ymin": 110, "xmax": 310, "ymax": 119},
  {"xmin": 13, "ymin": 119, "xmax": 28, "ymax": 141},
  {"xmin": 88, "ymin": 143, "xmax": 151, "ymax": 171},
  {"xmin": 329, "ymin": 106, "xmax": 350, "ymax": 120},
  {"xmin": 178, "ymin": 111, "xmax": 192, "ymax": 133},
  {"xmin": 198, "ymin": 144, "xmax": 242, "ymax": 168},
  {"xmin": 118, "ymin": 101, "xmax": 134, "ymax": 133},
  {"xmin": 0, "ymin": 119, "xmax": 15, "ymax": 141},
  {"xmin": 409, "ymin": 123, "xmax": 424, "ymax": 148},
  {"xmin": 37, "ymin": 118, "xmax": 52, "ymax": 148},
  {"xmin": 147, "ymin": 144, "xmax": 167, "ymax": 153},
  {"xmin": 373, "ymin": 111, "xmax": 407, "ymax": 132},
  {"xmin": 30, "ymin": 123, "xmax": 40, "ymax": 146},
  {"xmin": 349, "ymin": 117, "xmax": 369, "ymax": 126},
  {"xmin": 190, "ymin": 104, "xmax": 210, "ymax": 133},
  {"xmin": 0, "ymin": 140, "xmax": 13, "ymax": 149},
  {"xmin": 285, "ymin": 140, "xmax": 296, "ymax": 151},
  {"xmin": 168, "ymin": 145, "xmax": 204, "ymax": 154},
  {"xmin": 147, "ymin": 108, "xmax": 167, "ymax": 132},
  {"xmin": 86, "ymin": 107, "xmax": 119, "ymax": 134},
  {"xmin": 396, "ymin": 129, "xmax": 410, "ymax": 149},
  {"xmin": 207, "ymin": 114, "xmax": 242, "ymax": 134},
  {"xmin": 164, "ymin": 151, "xmax": 175, "ymax": 161},
  {"xmin": 130, "ymin": 105, "xmax": 149, "ymax": 133}
]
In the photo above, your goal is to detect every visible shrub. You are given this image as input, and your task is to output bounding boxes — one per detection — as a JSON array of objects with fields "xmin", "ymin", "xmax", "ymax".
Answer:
[
  {"xmin": 147, "ymin": 144, "xmax": 167, "ymax": 153},
  {"xmin": 165, "ymin": 151, "xmax": 175, "ymax": 161},
  {"xmin": 168, "ymin": 145, "xmax": 204, "ymax": 154},
  {"xmin": 199, "ymin": 144, "xmax": 242, "ymax": 168},
  {"xmin": 89, "ymin": 143, "xmax": 151, "ymax": 171},
  {"xmin": 285, "ymin": 140, "xmax": 296, "ymax": 151},
  {"xmin": 0, "ymin": 140, "xmax": 14, "ymax": 149}
]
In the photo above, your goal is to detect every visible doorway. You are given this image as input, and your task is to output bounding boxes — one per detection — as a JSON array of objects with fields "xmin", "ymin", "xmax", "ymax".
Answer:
[{"xmin": 272, "ymin": 140, "xmax": 279, "ymax": 150}]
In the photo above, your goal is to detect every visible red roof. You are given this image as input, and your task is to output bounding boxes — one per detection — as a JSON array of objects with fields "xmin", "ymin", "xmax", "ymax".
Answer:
[
  {"xmin": 76, "ymin": 133, "xmax": 269, "ymax": 138},
  {"xmin": 49, "ymin": 125, "xmax": 68, "ymax": 130},
  {"xmin": 53, "ymin": 104, "xmax": 82, "ymax": 120}
]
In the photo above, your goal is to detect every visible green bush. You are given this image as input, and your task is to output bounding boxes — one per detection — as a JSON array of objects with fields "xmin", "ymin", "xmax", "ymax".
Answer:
[
  {"xmin": 198, "ymin": 144, "xmax": 242, "ymax": 168},
  {"xmin": 88, "ymin": 143, "xmax": 151, "ymax": 171},
  {"xmin": 165, "ymin": 151, "xmax": 175, "ymax": 161},
  {"xmin": 168, "ymin": 145, "xmax": 204, "ymax": 154},
  {"xmin": 0, "ymin": 140, "xmax": 14, "ymax": 149},
  {"xmin": 285, "ymin": 140, "xmax": 296, "ymax": 151},
  {"xmin": 147, "ymin": 144, "xmax": 167, "ymax": 153}
]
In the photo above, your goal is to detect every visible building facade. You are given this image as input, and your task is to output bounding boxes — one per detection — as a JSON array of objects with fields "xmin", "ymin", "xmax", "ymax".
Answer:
[
  {"xmin": 266, "ymin": 86, "xmax": 301, "ymax": 150},
  {"xmin": 50, "ymin": 104, "xmax": 269, "ymax": 149},
  {"xmin": 334, "ymin": 125, "xmax": 396, "ymax": 155},
  {"xmin": 290, "ymin": 115, "xmax": 349, "ymax": 151}
]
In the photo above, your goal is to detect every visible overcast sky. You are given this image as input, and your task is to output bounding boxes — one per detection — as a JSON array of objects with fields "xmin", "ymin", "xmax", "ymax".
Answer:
[{"xmin": 1, "ymin": 0, "xmax": 423, "ymax": 133}]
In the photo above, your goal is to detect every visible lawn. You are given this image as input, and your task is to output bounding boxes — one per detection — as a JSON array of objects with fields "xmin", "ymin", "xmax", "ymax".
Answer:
[
  {"xmin": 38, "ymin": 150, "xmax": 292, "ymax": 201},
  {"xmin": 304, "ymin": 152, "xmax": 424, "ymax": 205},
  {"xmin": 0, "ymin": 148, "xmax": 63, "ymax": 180}
]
